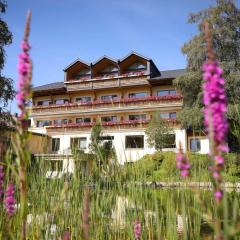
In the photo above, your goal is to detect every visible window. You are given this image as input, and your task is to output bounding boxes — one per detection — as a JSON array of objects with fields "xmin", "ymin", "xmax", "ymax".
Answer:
[
  {"xmin": 37, "ymin": 100, "xmax": 52, "ymax": 106},
  {"xmin": 99, "ymin": 136, "xmax": 114, "ymax": 141},
  {"xmin": 75, "ymin": 69, "xmax": 91, "ymax": 80},
  {"xmin": 169, "ymin": 112, "xmax": 177, "ymax": 119},
  {"xmin": 160, "ymin": 112, "xmax": 176, "ymax": 119},
  {"xmin": 71, "ymin": 138, "xmax": 87, "ymax": 150},
  {"xmin": 127, "ymin": 62, "xmax": 147, "ymax": 71},
  {"xmin": 163, "ymin": 134, "xmax": 176, "ymax": 148},
  {"xmin": 129, "ymin": 114, "xmax": 146, "ymax": 121},
  {"xmin": 48, "ymin": 160, "xmax": 63, "ymax": 171},
  {"xmin": 36, "ymin": 120, "xmax": 52, "ymax": 127},
  {"xmin": 76, "ymin": 96, "xmax": 91, "ymax": 103},
  {"xmin": 128, "ymin": 92, "xmax": 147, "ymax": 98},
  {"xmin": 54, "ymin": 99, "xmax": 69, "ymax": 105},
  {"xmin": 99, "ymin": 65, "xmax": 118, "ymax": 77},
  {"xmin": 157, "ymin": 89, "xmax": 176, "ymax": 96},
  {"xmin": 125, "ymin": 135, "xmax": 144, "ymax": 149},
  {"xmin": 53, "ymin": 119, "xmax": 68, "ymax": 125},
  {"xmin": 101, "ymin": 116, "xmax": 117, "ymax": 122},
  {"xmin": 190, "ymin": 139, "xmax": 201, "ymax": 152},
  {"xmin": 52, "ymin": 138, "xmax": 60, "ymax": 152},
  {"xmin": 76, "ymin": 118, "xmax": 91, "ymax": 123},
  {"xmin": 101, "ymin": 95, "xmax": 118, "ymax": 101}
]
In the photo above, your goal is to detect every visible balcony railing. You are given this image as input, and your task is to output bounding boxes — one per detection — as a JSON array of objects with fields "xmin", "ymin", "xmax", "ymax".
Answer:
[
  {"xmin": 31, "ymin": 95, "xmax": 183, "ymax": 114},
  {"xmin": 67, "ymin": 71, "xmax": 146, "ymax": 82},
  {"xmin": 44, "ymin": 118, "xmax": 178, "ymax": 130}
]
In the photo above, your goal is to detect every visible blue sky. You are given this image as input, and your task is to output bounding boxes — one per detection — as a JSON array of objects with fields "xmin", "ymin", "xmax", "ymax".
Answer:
[{"xmin": 2, "ymin": 0, "xmax": 239, "ymax": 113}]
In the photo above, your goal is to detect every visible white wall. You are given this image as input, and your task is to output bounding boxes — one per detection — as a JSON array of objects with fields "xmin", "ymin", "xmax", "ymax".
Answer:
[
  {"xmin": 45, "ymin": 128, "xmax": 187, "ymax": 164},
  {"xmin": 199, "ymin": 138, "xmax": 210, "ymax": 154}
]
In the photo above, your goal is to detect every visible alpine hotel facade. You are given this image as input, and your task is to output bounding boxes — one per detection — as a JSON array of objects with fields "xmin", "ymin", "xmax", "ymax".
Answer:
[{"xmin": 29, "ymin": 52, "xmax": 209, "ymax": 164}]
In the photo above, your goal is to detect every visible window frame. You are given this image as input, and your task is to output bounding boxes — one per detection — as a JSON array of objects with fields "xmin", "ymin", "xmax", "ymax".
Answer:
[
  {"xmin": 70, "ymin": 137, "xmax": 87, "ymax": 150},
  {"xmin": 101, "ymin": 116, "xmax": 117, "ymax": 122},
  {"xmin": 157, "ymin": 89, "xmax": 176, "ymax": 96},
  {"xmin": 76, "ymin": 117, "xmax": 91, "ymax": 124},
  {"xmin": 128, "ymin": 92, "xmax": 147, "ymax": 98},
  {"xmin": 189, "ymin": 138, "xmax": 201, "ymax": 152},
  {"xmin": 101, "ymin": 95, "xmax": 119, "ymax": 101},
  {"xmin": 129, "ymin": 114, "xmax": 147, "ymax": 121},
  {"xmin": 52, "ymin": 138, "xmax": 60, "ymax": 152},
  {"xmin": 125, "ymin": 135, "xmax": 144, "ymax": 149},
  {"xmin": 76, "ymin": 96, "xmax": 92, "ymax": 103}
]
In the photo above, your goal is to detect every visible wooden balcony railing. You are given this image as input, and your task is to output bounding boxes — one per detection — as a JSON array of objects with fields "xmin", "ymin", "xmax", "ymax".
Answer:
[
  {"xmin": 31, "ymin": 95, "xmax": 183, "ymax": 115},
  {"xmin": 65, "ymin": 73, "xmax": 148, "ymax": 91},
  {"xmin": 45, "ymin": 118, "xmax": 178, "ymax": 131}
]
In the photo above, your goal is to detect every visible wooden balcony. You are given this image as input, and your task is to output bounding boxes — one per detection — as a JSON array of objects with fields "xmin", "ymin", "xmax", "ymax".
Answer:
[
  {"xmin": 65, "ymin": 72, "xmax": 148, "ymax": 91},
  {"xmin": 30, "ymin": 95, "xmax": 183, "ymax": 116}
]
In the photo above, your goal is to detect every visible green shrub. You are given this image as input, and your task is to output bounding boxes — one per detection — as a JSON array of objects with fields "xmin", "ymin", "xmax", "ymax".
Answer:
[{"xmin": 121, "ymin": 151, "xmax": 240, "ymax": 182}]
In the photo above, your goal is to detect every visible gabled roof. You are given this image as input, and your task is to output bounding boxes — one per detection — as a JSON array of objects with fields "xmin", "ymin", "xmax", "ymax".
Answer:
[
  {"xmin": 92, "ymin": 55, "xmax": 118, "ymax": 66},
  {"xmin": 120, "ymin": 51, "xmax": 150, "ymax": 62},
  {"xmin": 63, "ymin": 58, "xmax": 90, "ymax": 72},
  {"xmin": 32, "ymin": 82, "xmax": 65, "ymax": 92}
]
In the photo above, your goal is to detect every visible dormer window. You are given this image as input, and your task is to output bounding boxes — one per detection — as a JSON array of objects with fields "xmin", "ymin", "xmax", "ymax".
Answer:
[
  {"xmin": 74, "ymin": 69, "xmax": 91, "ymax": 80},
  {"xmin": 127, "ymin": 61, "xmax": 147, "ymax": 71},
  {"xmin": 99, "ymin": 65, "xmax": 118, "ymax": 78}
]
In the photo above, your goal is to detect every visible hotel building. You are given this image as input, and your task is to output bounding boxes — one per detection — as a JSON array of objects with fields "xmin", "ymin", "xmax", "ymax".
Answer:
[{"xmin": 28, "ymin": 52, "xmax": 209, "ymax": 164}]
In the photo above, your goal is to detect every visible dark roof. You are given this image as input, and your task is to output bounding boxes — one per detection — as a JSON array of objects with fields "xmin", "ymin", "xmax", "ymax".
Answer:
[
  {"xmin": 92, "ymin": 55, "xmax": 118, "ymax": 65},
  {"xmin": 151, "ymin": 69, "xmax": 186, "ymax": 80},
  {"xmin": 120, "ymin": 51, "xmax": 150, "ymax": 62},
  {"xmin": 63, "ymin": 58, "xmax": 90, "ymax": 72},
  {"xmin": 32, "ymin": 82, "xmax": 65, "ymax": 92}
]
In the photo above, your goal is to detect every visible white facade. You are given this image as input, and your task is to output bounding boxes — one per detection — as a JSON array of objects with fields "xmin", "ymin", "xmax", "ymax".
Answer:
[{"xmin": 29, "ymin": 127, "xmax": 188, "ymax": 164}]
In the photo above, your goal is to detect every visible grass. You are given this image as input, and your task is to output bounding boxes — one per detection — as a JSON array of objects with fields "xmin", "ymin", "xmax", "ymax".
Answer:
[{"xmin": 0, "ymin": 151, "xmax": 240, "ymax": 239}]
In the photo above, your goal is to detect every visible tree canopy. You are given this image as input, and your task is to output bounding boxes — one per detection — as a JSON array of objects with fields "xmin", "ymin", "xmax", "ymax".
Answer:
[
  {"xmin": 0, "ymin": 0, "xmax": 14, "ymax": 120},
  {"xmin": 174, "ymin": 0, "xmax": 240, "ymax": 150},
  {"xmin": 145, "ymin": 113, "xmax": 174, "ymax": 151}
]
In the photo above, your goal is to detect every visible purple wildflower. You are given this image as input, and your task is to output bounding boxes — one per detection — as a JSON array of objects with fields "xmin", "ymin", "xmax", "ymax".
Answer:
[
  {"xmin": 202, "ymin": 61, "xmax": 228, "ymax": 201},
  {"xmin": 176, "ymin": 149, "xmax": 191, "ymax": 178},
  {"xmin": 214, "ymin": 190, "xmax": 223, "ymax": 202},
  {"xmin": 202, "ymin": 62, "xmax": 228, "ymax": 146},
  {"xmin": 0, "ymin": 166, "xmax": 4, "ymax": 200},
  {"xmin": 16, "ymin": 13, "xmax": 32, "ymax": 119},
  {"xmin": 4, "ymin": 183, "xmax": 16, "ymax": 217},
  {"xmin": 134, "ymin": 219, "xmax": 141, "ymax": 240}
]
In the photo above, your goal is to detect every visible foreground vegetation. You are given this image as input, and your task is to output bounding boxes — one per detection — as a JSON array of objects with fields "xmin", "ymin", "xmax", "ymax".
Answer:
[
  {"xmin": 120, "ymin": 152, "xmax": 240, "ymax": 183},
  {"xmin": 0, "ymin": 158, "xmax": 239, "ymax": 239}
]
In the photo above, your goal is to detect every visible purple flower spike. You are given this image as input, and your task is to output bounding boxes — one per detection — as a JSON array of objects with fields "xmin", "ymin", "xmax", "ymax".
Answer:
[
  {"xmin": 16, "ymin": 31, "xmax": 32, "ymax": 119},
  {"xmin": 214, "ymin": 190, "xmax": 223, "ymax": 201},
  {"xmin": 4, "ymin": 183, "xmax": 16, "ymax": 217},
  {"xmin": 202, "ymin": 60, "xmax": 228, "ymax": 202},
  {"xmin": 134, "ymin": 219, "xmax": 141, "ymax": 240},
  {"xmin": 0, "ymin": 166, "xmax": 4, "ymax": 200},
  {"xmin": 176, "ymin": 151, "xmax": 191, "ymax": 178},
  {"xmin": 202, "ymin": 62, "xmax": 228, "ymax": 146}
]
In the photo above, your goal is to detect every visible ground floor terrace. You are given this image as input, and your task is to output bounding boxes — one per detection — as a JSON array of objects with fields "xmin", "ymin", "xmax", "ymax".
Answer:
[{"xmin": 28, "ymin": 123, "xmax": 210, "ymax": 164}]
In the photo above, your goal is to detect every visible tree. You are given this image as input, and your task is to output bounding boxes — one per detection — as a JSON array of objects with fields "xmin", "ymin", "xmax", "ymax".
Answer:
[
  {"xmin": 145, "ymin": 113, "xmax": 174, "ymax": 151},
  {"xmin": 174, "ymin": 0, "xmax": 240, "ymax": 150},
  {"xmin": 89, "ymin": 122, "xmax": 117, "ymax": 176},
  {"xmin": 0, "ymin": 1, "xmax": 14, "ymax": 121}
]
